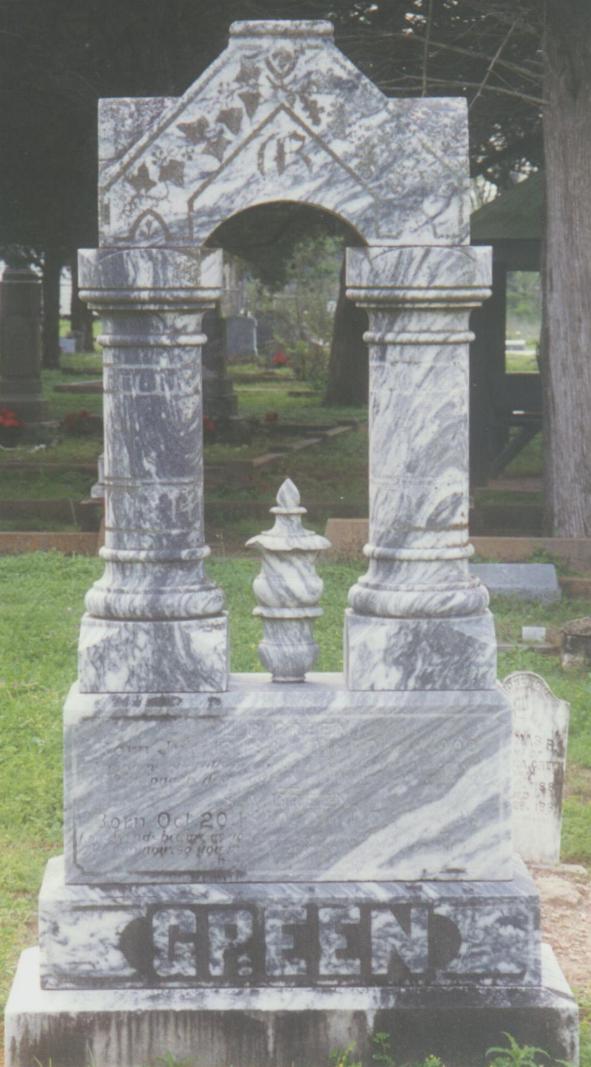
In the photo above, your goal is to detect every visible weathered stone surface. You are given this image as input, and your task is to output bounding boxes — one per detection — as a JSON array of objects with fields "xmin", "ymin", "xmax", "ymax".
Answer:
[
  {"xmin": 472, "ymin": 564, "xmax": 561, "ymax": 603},
  {"xmin": 64, "ymin": 675, "xmax": 512, "ymax": 883},
  {"xmin": 345, "ymin": 611, "xmax": 497, "ymax": 691},
  {"xmin": 40, "ymin": 856, "xmax": 540, "ymax": 989},
  {"xmin": 97, "ymin": 23, "xmax": 470, "ymax": 249},
  {"xmin": 561, "ymin": 616, "xmax": 591, "ymax": 669},
  {"xmin": 504, "ymin": 671, "xmax": 570, "ymax": 866},
  {"xmin": 76, "ymin": 246, "xmax": 229, "ymax": 694},
  {"xmin": 342, "ymin": 246, "xmax": 494, "ymax": 690},
  {"xmin": 6, "ymin": 945, "xmax": 578, "ymax": 1067}
]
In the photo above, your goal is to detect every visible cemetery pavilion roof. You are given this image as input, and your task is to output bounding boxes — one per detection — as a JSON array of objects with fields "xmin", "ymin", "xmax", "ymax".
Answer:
[{"xmin": 471, "ymin": 171, "xmax": 543, "ymax": 243}]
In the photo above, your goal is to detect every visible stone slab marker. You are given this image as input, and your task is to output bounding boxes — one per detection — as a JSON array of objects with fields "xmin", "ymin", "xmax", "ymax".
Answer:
[
  {"xmin": 504, "ymin": 671, "xmax": 570, "ymax": 866},
  {"xmin": 5, "ymin": 19, "xmax": 578, "ymax": 1067},
  {"xmin": 0, "ymin": 267, "xmax": 48, "ymax": 426}
]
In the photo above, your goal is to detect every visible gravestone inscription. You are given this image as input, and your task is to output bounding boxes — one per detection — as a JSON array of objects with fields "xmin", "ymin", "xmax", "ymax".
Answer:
[{"xmin": 504, "ymin": 671, "xmax": 570, "ymax": 866}]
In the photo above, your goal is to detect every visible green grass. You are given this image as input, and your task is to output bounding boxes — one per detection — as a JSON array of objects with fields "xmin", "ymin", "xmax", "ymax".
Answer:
[
  {"xmin": 503, "ymin": 432, "xmax": 543, "ymax": 478},
  {"xmin": 0, "ymin": 468, "xmax": 93, "ymax": 500},
  {"xmin": 505, "ymin": 352, "xmax": 539, "ymax": 374},
  {"xmin": 1, "ymin": 365, "xmax": 368, "ymax": 520}
]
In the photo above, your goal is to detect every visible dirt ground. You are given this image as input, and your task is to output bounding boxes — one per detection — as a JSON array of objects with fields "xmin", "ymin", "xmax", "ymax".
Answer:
[{"xmin": 532, "ymin": 861, "xmax": 591, "ymax": 995}]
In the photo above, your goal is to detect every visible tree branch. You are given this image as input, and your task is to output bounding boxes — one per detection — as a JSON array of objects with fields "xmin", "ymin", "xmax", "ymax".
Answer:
[
  {"xmin": 378, "ymin": 75, "xmax": 544, "ymax": 107},
  {"xmin": 422, "ymin": 0, "xmax": 434, "ymax": 96},
  {"xmin": 470, "ymin": 17, "xmax": 518, "ymax": 109}
]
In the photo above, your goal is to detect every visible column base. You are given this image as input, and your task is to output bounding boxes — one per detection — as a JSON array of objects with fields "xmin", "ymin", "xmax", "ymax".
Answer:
[
  {"xmin": 78, "ymin": 613, "xmax": 229, "ymax": 693},
  {"xmin": 5, "ymin": 945, "xmax": 578, "ymax": 1067},
  {"xmin": 344, "ymin": 609, "xmax": 497, "ymax": 690}
]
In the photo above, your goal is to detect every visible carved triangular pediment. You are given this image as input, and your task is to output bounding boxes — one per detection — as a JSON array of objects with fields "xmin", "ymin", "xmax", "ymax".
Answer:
[{"xmin": 99, "ymin": 21, "xmax": 470, "ymax": 247}]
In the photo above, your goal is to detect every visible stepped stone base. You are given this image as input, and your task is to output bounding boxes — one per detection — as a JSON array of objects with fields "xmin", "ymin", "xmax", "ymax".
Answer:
[
  {"xmin": 5, "ymin": 944, "xmax": 578, "ymax": 1067},
  {"xmin": 39, "ymin": 856, "xmax": 540, "ymax": 990}
]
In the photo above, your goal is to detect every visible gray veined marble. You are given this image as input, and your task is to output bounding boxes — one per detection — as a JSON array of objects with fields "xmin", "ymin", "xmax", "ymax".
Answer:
[
  {"xmin": 97, "ymin": 22, "xmax": 470, "ymax": 249},
  {"xmin": 39, "ymin": 855, "xmax": 540, "ymax": 990},
  {"xmin": 63, "ymin": 675, "xmax": 512, "ymax": 884},
  {"xmin": 247, "ymin": 479, "xmax": 330, "ymax": 682},
  {"xmin": 4, "ymin": 17, "xmax": 579, "ymax": 1067},
  {"xmin": 76, "ymin": 248, "xmax": 229, "ymax": 694},
  {"xmin": 342, "ymin": 246, "xmax": 496, "ymax": 691}
]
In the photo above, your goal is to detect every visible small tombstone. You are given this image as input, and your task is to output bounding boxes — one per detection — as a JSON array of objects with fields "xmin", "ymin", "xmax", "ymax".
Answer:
[
  {"xmin": 561, "ymin": 616, "xmax": 591, "ymax": 669},
  {"xmin": 503, "ymin": 671, "xmax": 570, "ymax": 865},
  {"xmin": 225, "ymin": 313, "xmax": 257, "ymax": 361},
  {"xmin": 202, "ymin": 308, "xmax": 237, "ymax": 422}
]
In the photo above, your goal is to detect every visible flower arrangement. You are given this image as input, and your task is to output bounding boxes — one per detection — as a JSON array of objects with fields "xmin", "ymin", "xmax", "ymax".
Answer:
[
  {"xmin": 0, "ymin": 407, "xmax": 25, "ymax": 446},
  {"xmin": 271, "ymin": 349, "xmax": 289, "ymax": 366}
]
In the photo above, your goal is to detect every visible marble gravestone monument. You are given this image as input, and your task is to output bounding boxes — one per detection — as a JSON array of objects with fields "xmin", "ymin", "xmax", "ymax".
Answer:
[
  {"xmin": 5, "ymin": 20, "xmax": 578, "ymax": 1067},
  {"xmin": 504, "ymin": 672, "xmax": 570, "ymax": 867}
]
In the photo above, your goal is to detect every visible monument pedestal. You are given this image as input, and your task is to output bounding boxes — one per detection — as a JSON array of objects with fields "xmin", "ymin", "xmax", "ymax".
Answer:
[
  {"xmin": 62, "ymin": 675, "xmax": 513, "ymax": 884},
  {"xmin": 3, "ymin": 18, "xmax": 581, "ymax": 1067},
  {"xmin": 6, "ymin": 944, "xmax": 578, "ymax": 1067}
]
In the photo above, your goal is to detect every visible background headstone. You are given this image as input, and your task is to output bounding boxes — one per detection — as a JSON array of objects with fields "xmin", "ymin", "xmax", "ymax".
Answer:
[
  {"xmin": 225, "ymin": 313, "xmax": 257, "ymax": 361},
  {"xmin": 561, "ymin": 616, "xmax": 591, "ymax": 669},
  {"xmin": 504, "ymin": 671, "xmax": 570, "ymax": 865},
  {"xmin": 470, "ymin": 563, "xmax": 561, "ymax": 603},
  {"xmin": 202, "ymin": 308, "xmax": 237, "ymax": 422},
  {"xmin": 0, "ymin": 268, "xmax": 48, "ymax": 426}
]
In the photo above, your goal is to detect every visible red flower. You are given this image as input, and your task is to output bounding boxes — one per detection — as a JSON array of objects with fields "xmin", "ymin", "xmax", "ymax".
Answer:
[
  {"xmin": 0, "ymin": 407, "xmax": 24, "ymax": 429},
  {"xmin": 271, "ymin": 350, "xmax": 289, "ymax": 366}
]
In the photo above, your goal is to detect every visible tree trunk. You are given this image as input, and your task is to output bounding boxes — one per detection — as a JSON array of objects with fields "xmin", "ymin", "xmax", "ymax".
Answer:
[
  {"xmin": 42, "ymin": 247, "xmax": 62, "ymax": 369},
  {"xmin": 70, "ymin": 254, "xmax": 95, "ymax": 352},
  {"xmin": 323, "ymin": 259, "xmax": 368, "ymax": 407},
  {"xmin": 541, "ymin": 1, "xmax": 591, "ymax": 534}
]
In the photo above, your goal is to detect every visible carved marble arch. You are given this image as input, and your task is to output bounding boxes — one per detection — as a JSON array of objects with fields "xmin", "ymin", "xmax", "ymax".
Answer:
[
  {"xmin": 204, "ymin": 200, "xmax": 366, "ymax": 274},
  {"xmin": 97, "ymin": 20, "xmax": 471, "ymax": 254}
]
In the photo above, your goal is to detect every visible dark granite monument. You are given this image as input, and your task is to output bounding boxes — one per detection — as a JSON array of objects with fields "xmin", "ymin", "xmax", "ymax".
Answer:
[
  {"xmin": 5, "ymin": 20, "xmax": 578, "ymax": 1067},
  {"xmin": 0, "ymin": 267, "xmax": 48, "ymax": 429}
]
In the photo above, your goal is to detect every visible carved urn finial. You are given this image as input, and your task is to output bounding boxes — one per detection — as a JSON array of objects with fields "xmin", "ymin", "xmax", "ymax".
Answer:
[{"xmin": 246, "ymin": 479, "xmax": 330, "ymax": 682}]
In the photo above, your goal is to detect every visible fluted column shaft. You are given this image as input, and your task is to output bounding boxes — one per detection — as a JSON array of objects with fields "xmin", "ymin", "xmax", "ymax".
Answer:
[
  {"xmin": 344, "ymin": 246, "xmax": 495, "ymax": 691},
  {"xmin": 77, "ymin": 247, "xmax": 228, "ymax": 694}
]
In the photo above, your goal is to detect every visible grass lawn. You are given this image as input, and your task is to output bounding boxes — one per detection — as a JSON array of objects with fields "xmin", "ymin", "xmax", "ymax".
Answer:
[
  {"xmin": 0, "ymin": 356, "xmax": 369, "ymax": 533},
  {"xmin": 1, "ymin": 552, "xmax": 590, "ymax": 1065}
]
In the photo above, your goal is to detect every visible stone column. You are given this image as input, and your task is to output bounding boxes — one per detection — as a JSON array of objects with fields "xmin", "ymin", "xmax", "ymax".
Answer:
[
  {"xmin": 0, "ymin": 267, "xmax": 48, "ymax": 423},
  {"xmin": 344, "ymin": 246, "xmax": 495, "ymax": 691},
  {"xmin": 77, "ymin": 247, "xmax": 228, "ymax": 693}
]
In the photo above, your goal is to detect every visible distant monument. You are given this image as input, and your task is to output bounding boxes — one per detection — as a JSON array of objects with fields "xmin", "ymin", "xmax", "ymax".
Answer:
[
  {"xmin": 5, "ymin": 20, "xmax": 578, "ymax": 1067},
  {"xmin": 0, "ymin": 268, "xmax": 48, "ymax": 431}
]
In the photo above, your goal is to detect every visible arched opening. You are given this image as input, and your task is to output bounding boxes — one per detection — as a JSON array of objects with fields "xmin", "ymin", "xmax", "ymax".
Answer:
[
  {"xmin": 204, "ymin": 200, "xmax": 368, "ymax": 409},
  {"xmin": 197, "ymin": 200, "xmax": 370, "ymax": 553}
]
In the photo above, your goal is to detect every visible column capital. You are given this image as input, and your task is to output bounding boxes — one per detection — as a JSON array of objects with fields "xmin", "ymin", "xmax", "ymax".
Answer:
[
  {"xmin": 346, "ymin": 245, "xmax": 491, "ymax": 307},
  {"xmin": 78, "ymin": 246, "xmax": 224, "ymax": 308}
]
